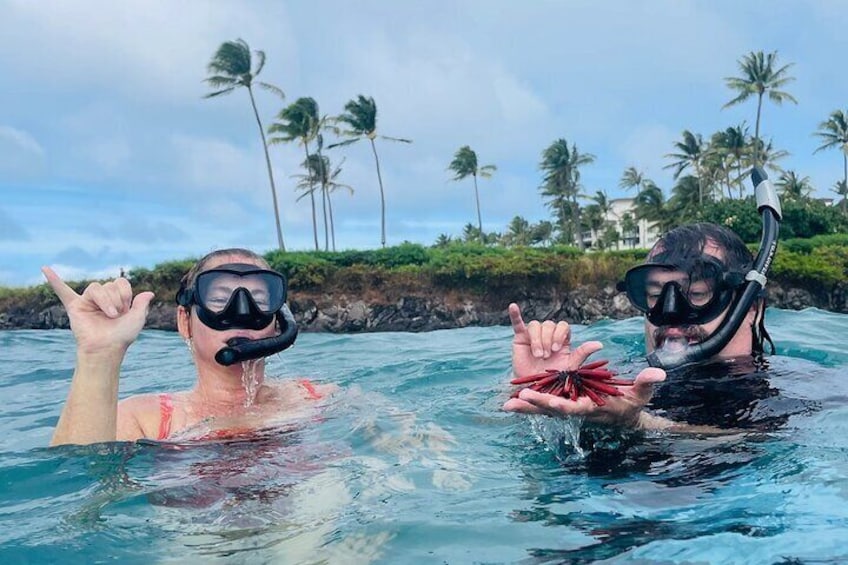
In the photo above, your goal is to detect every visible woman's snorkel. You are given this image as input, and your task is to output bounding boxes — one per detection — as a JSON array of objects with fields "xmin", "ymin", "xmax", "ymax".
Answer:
[
  {"xmin": 215, "ymin": 304, "xmax": 299, "ymax": 366},
  {"xmin": 175, "ymin": 263, "xmax": 300, "ymax": 366},
  {"xmin": 646, "ymin": 167, "xmax": 782, "ymax": 370}
]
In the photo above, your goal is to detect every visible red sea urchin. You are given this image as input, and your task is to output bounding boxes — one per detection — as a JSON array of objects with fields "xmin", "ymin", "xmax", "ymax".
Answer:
[{"xmin": 510, "ymin": 360, "xmax": 632, "ymax": 406}]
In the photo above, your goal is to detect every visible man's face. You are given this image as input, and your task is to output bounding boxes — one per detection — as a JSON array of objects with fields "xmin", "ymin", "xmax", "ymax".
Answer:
[{"xmin": 643, "ymin": 240, "xmax": 735, "ymax": 354}]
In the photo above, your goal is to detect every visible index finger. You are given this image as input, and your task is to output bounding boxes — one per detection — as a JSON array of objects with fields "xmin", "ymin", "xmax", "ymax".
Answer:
[
  {"xmin": 508, "ymin": 303, "xmax": 527, "ymax": 338},
  {"xmin": 41, "ymin": 266, "xmax": 80, "ymax": 306}
]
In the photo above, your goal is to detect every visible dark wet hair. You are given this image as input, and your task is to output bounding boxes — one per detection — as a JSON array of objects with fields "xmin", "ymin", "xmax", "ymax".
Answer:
[
  {"xmin": 649, "ymin": 223, "xmax": 774, "ymax": 357},
  {"xmin": 648, "ymin": 223, "xmax": 753, "ymax": 271},
  {"xmin": 179, "ymin": 248, "xmax": 271, "ymax": 292}
]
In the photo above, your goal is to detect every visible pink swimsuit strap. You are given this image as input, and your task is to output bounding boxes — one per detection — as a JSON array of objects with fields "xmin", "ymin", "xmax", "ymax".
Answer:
[
  {"xmin": 157, "ymin": 394, "xmax": 174, "ymax": 440},
  {"xmin": 298, "ymin": 379, "xmax": 323, "ymax": 400}
]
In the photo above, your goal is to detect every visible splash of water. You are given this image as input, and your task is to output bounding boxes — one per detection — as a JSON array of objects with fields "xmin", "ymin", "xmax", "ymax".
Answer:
[{"xmin": 240, "ymin": 359, "xmax": 262, "ymax": 408}]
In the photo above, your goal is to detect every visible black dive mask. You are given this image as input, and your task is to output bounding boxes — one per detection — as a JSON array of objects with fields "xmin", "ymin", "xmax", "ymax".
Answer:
[
  {"xmin": 619, "ymin": 255, "xmax": 746, "ymax": 327},
  {"xmin": 176, "ymin": 262, "xmax": 298, "ymax": 366},
  {"xmin": 176, "ymin": 263, "xmax": 286, "ymax": 331}
]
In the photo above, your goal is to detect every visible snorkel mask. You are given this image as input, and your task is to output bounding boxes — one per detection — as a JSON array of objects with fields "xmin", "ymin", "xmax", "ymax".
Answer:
[
  {"xmin": 176, "ymin": 263, "xmax": 298, "ymax": 366},
  {"xmin": 620, "ymin": 167, "xmax": 782, "ymax": 370}
]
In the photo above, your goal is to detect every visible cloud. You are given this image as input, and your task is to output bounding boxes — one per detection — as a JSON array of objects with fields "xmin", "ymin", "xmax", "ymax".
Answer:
[
  {"xmin": 0, "ymin": 1, "xmax": 297, "ymax": 103},
  {"xmin": 0, "ymin": 125, "xmax": 45, "ymax": 178},
  {"xmin": 0, "ymin": 208, "xmax": 30, "ymax": 241},
  {"xmin": 618, "ymin": 124, "xmax": 680, "ymax": 188}
]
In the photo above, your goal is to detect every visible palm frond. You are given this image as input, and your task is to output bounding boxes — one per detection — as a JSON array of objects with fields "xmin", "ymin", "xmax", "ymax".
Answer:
[
  {"xmin": 253, "ymin": 49, "xmax": 266, "ymax": 76},
  {"xmin": 327, "ymin": 138, "xmax": 361, "ymax": 149},
  {"xmin": 381, "ymin": 135, "xmax": 413, "ymax": 143},
  {"xmin": 204, "ymin": 76, "xmax": 240, "ymax": 88},
  {"xmin": 257, "ymin": 81, "xmax": 285, "ymax": 99},
  {"xmin": 203, "ymin": 87, "xmax": 236, "ymax": 98}
]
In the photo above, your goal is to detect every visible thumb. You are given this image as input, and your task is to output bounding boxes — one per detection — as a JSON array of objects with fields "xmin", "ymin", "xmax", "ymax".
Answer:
[
  {"xmin": 41, "ymin": 266, "xmax": 80, "ymax": 307},
  {"xmin": 127, "ymin": 291, "xmax": 155, "ymax": 324},
  {"xmin": 631, "ymin": 367, "xmax": 666, "ymax": 398}
]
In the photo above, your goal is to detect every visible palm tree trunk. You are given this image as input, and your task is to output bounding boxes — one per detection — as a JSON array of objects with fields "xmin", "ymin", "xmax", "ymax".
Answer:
[
  {"xmin": 247, "ymin": 86, "xmax": 285, "ymax": 251},
  {"xmin": 842, "ymin": 152, "xmax": 848, "ymax": 217},
  {"xmin": 369, "ymin": 138, "xmax": 387, "ymax": 248},
  {"xmin": 316, "ymin": 149, "xmax": 330, "ymax": 251},
  {"xmin": 321, "ymin": 183, "xmax": 329, "ymax": 251},
  {"xmin": 695, "ymin": 163, "xmax": 703, "ymax": 206},
  {"xmin": 304, "ymin": 146, "xmax": 319, "ymax": 251},
  {"xmin": 573, "ymin": 196, "xmax": 585, "ymax": 252},
  {"xmin": 754, "ymin": 93, "xmax": 763, "ymax": 167},
  {"xmin": 473, "ymin": 174, "xmax": 483, "ymax": 239},
  {"xmin": 843, "ymin": 151, "xmax": 847, "ymax": 187},
  {"xmin": 328, "ymin": 192, "xmax": 337, "ymax": 251}
]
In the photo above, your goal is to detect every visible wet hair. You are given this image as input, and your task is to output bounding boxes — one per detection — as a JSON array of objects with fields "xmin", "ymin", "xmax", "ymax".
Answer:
[
  {"xmin": 649, "ymin": 223, "xmax": 774, "ymax": 357},
  {"xmin": 648, "ymin": 223, "xmax": 753, "ymax": 271},
  {"xmin": 179, "ymin": 248, "xmax": 271, "ymax": 292}
]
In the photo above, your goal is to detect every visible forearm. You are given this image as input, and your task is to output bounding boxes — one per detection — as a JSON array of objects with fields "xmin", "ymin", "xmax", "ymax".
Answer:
[
  {"xmin": 50, "ymin": 348, "xmax": 126, "ymax": 446},
  {"xmin": 636, "ymin": 411, "xmax": 739, "ymax": 435}
]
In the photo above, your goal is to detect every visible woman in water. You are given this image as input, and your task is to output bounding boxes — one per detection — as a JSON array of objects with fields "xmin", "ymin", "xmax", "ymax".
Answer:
[{"xmin": 45, "ymin": 248, "xmax": 333, "ymax": 445}]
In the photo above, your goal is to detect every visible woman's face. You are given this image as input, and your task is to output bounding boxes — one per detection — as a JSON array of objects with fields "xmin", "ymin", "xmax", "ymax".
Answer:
[{"xmin": 178, "ymin": 255, "xmax": 279, "ymax": 366}]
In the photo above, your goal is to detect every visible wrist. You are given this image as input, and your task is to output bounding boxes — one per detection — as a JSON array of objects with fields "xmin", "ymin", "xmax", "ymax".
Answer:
[{"xmin": 636, "ymin": 411, "xmax": 676, "ymax": 431}]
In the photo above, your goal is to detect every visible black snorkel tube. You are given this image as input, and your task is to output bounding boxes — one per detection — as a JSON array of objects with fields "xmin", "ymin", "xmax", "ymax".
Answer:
[
  {"xmin": 646, "ymin": 167, "xmax": 782, "ymax": 370},
  {"xmin": 214, "ymin": 304, "xmax": 299, "ymax": 366}
]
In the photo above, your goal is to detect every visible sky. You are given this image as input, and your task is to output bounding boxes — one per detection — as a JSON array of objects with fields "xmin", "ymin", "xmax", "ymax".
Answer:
[{"xmin": 1, "ymin": 0, "xmax": 846, "ymax": 287}]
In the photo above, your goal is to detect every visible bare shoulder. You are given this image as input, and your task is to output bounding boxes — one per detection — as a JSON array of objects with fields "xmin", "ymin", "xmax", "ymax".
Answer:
[
  {"xmin": 266, "ymin": 379, "xmax": 339, "ymax": 401},
  {"xmin": 117, "ymin": 393, "xmax": 168, "ymax": 440}
]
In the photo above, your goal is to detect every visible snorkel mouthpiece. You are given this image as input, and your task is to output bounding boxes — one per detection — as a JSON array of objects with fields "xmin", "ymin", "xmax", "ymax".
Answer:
[
  {"xmin": 647, "ymin": 167, "xmax": 781, "ymax": 370},
  {"xmin": 215, "ymin": 305, "xmax": 299, "ymax": 366}
]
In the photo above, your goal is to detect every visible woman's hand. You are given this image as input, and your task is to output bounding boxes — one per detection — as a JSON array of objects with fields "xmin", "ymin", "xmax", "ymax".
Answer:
[{"xmin": 42, "ymin": 267, "xmax": 154, "ymax": 354}]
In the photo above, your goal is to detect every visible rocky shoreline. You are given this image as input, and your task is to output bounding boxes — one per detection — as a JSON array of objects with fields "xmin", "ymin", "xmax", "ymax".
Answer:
[{"xmin": 1, "ymin": 279, "xmax": 845, "ymax": 333}]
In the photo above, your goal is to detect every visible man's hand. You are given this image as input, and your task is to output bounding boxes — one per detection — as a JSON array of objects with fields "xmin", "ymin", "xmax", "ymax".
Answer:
[
  {"xmin": 42, "ymin": 267, "xmax": 154, "ymax": 354},
  {"xmin": 503, "ymin": 366, "xmax": 666, "ymax": 427},
  {"xmin": 509, "ymin": 302, "xmax": 601, "ymax": 378},
  {"xmin": 505, "ymin": 302, "xmax": 667, "ymax": 428}
]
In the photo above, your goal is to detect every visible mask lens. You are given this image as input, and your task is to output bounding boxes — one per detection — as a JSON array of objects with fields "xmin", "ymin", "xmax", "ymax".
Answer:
[
  {"xmin": 624, "ymin": 259, "xmax": 724, "ymax": 314},
  {"xmin": 196, "ymin": 269, "xmax": 286, "ymax": 314}
]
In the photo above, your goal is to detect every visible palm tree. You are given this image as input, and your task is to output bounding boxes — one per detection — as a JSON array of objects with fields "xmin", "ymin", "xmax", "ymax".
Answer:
[
  {"xmin": 203, "ymin": 39, "xmax": 286, "ymax": 250},
  {"xmin": 664, "ymin": 130, "xmax": 707, "ymax": 204},
  {"xmin": 539, "ymin": 139, "xmax": 595, "ymax": 250},
  {"xmin": 531, "ymin": 220, "xmax": 554, "ymax": 246},
  {"xmin": 716, "ymin": 124, "xmax": 750, "ymax": 197},
  {"xmin": 755, "ymin": 138, "xmax": 790, "ymax": 176},
  {"xmin": 293, "ymin": 154, "xmax": 353, "ymax": 251},
  {"xmin": 448, "ymin": 145, "xmax": 497, "ymax": 237},
  {"xmin": 506, "ymin": 216, "xmax": 532, "ymax": 246},
  {"xmin": 620, "ymin": 212, "xmax": 639, "ymax": 248},
  {"xmin": 723, "ymin": 50, "xmax": 797, "ymax": 165},
  {"xmin": 269, "ymin": 97, "xmax": 321, "ymax": 250},
  {"xmin": 619, "ymin": 166, "xmax": 645, "ymax": 192},
  {"xmin": 832, "ymin": 180, "xmax": 848, "ymax": 215},
  {"xmin": 668, "ymin": 175, "xmax": 703, "ymax": 222},
  {"xmin": 634, "ymin": 181, "xmax": 670, "ymax": 234},
  {"xmin": 814, "ymin": 109, "xmax": 848, "ymax": 190},
  {"xmin": 776, "ymin": 170, "xmax": 813, "ymax": 202},
  {"xmin": 434, "ymin": 234, "xmax": 453, "ymax": 247},
  {"xmin": 332, "ymin": 95, "xmax": 411, "ymax": 248}
]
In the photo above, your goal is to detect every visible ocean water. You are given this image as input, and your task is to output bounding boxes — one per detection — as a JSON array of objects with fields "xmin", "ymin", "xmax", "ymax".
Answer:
[{"xmin": 1, "ymin": 308, "xmax": 847, "ymax": 564}]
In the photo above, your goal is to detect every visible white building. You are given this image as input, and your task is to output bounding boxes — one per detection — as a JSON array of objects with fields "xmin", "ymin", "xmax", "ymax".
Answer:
[{"xmin": 579, "ymin": 197, "xmax": 660, "ymax": 250}]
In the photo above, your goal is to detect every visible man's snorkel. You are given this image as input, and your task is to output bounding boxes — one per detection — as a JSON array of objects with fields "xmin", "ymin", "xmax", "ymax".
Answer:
[
  {"xmin": 646, "ymin": 167, "xmax": 782, "ymax": 370},
  {"xmin": 215, "ymin": 305, "xmax": 298, "ymax": 366}
]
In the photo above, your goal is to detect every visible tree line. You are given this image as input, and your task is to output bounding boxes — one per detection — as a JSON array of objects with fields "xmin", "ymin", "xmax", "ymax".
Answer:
[{"xmin": 204, "ymin": 40, "xmax": 848, "ymax": 251}]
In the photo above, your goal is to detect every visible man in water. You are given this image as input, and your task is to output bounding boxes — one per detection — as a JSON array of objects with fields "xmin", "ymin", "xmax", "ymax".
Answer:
[{"xmin": 504, "ymin": 222, "xmax": 774, "ymax": 431}]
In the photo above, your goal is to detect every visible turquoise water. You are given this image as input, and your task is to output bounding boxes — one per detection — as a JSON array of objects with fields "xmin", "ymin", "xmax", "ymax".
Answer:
[{"xmin": 1, "ymin": 308, "xmax": 848, "ymax": 564}]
